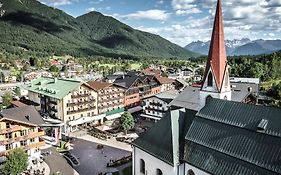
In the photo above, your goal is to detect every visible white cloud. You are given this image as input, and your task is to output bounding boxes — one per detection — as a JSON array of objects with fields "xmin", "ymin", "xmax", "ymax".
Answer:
[
  {"xmin": 50, "ymin": 0, "xmax": 72, "ymax": 6},
  {"xmin": 175, "ymin": 8, "xmax": 201, "ymax": 15},
  {"xmin": 118, "ymin": 10, "xmax": 171, "ymax": 21},
  {"xmin": 86, "ymin": 7, "xmax": 96, "ymax": 12}
]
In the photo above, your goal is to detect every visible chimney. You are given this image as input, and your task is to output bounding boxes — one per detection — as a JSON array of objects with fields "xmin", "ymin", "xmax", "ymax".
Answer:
[
  {"xmin": 248, "ymin": 87, "xmax": 252, "ymax": 92},
  {"xmin": 25, "ymin": 115, "xmax": 30, "ymax": 121}
]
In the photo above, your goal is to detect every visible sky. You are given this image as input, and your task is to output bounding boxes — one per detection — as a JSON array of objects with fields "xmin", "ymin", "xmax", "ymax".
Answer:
[{"xmin": 39, "ymin": 0, "xmax": 281, "ymax": 46}]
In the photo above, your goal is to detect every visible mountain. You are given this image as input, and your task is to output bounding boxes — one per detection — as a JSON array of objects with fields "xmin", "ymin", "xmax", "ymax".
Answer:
[
  {"xmin": 185, "ymin": 38, "xmax": 281, "ymax": 56},
  {"xmin": 0, "ymin": 0, "xmax": 197, "ymax": 59}
]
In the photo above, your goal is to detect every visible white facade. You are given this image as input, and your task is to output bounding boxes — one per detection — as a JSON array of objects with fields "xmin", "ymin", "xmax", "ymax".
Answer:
[
  {"xmin": 133, "ymin": 147, "xmax": 178, "ymax": 175},
  {"xmin": 133, "ymin": 147, "xmax": 210, "ymax": 175},
  {"xmin": 142, "ymin": 97, "xmax": 170, "ymax": 120}
]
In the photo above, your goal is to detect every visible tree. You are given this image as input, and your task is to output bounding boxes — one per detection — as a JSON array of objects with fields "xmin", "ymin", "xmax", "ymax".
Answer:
[
  {"xmin": 2, "ymin": 92, "xmax": 13, "ymax": 107},
  {"xmin": 14, "ymin": 87, "xmax": 21, "ymax": 97},
  {"xmin": 120, "ymin": 112, "xmax": 134, "ymax": 134},
  {"xmin": 3, "ymin": 148, "xmax": 28, "ymax": 175}
]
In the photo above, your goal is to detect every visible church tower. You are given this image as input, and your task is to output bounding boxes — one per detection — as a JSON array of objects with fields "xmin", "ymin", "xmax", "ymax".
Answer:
[{"xmin": 199, "ymin": 0, "xmax": 231, "ymax": 109}]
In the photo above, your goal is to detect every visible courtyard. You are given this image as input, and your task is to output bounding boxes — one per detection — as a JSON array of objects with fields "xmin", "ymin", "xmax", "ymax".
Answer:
[{"xmin": 70, "ymin": 138, "xmax": 131, "ymax": 175}]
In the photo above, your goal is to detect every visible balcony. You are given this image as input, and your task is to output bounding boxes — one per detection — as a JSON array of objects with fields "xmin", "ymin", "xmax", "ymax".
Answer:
[
  {"xmin": 0, "ymin": 131, "xmax": 45, "ymax": 145},
  {"xmin": 71, "ymin": 93, "xmax": 91, "ymax": 98},
  {"xmin": 49, "ymin": 100, "xmax": 58, "ymax": 105},
  {"xmin": 67, "ymin": 106, "xmax": 96, "ymax": 115},
  {"xmin": 0, "ymin": 126, "xmax": 22, "ymax": 135},
  {"xmin": 67, "ymin": 99, "xmax": 96, "ymax": 107},
  {"xmin": 24, "ymin": 141, "xmax": 46, "ymax": 150}
]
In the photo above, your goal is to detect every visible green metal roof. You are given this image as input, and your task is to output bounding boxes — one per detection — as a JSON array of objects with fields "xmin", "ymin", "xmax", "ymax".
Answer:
[
  {"xmin": 28, "ymin": 77, "xmax": 84, "ymax": 99},
  {"xmin": 183, "ymin": 98, "xmax": 281, "ymax": 175},
  {"xmin": 132, "ymin": 108, "xmax": 196, "ymax": 166}
]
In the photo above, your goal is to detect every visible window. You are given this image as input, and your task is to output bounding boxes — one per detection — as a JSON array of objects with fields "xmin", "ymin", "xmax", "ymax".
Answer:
[
  {"xmin": 140, "ymin": 159, "xmax": 145, "ymax": 174},
  {"xmin": 5, "ymin": 144, "xmax": 12, "ymax": 150},
  {"xmin": 5, "ymin": 133, "xmax": 12, "ymax": 139},
  {"xmin": 6, "ymin": 123, "xmax": 10, "ymax": 129},
  {"xmin": 207, "ymin": 72, "xmax": 213, "ymax": 87},
  {"xmin": 206, "ymin": 95, "xmax": 212, "ymax": 104},
  {"xmin": 224, "ymin": 96, "xmax": 228, "ymax": 100},
  {"xmin": 156, "ymin": 169, "xmax": 163, "ymax": 175},
  {"xmin": 187, "ymin": 169, "xmax": 195, "ymax": 175}
]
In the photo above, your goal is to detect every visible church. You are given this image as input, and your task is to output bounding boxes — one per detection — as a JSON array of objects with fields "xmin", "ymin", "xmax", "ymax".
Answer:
[{"xmin": 131, "ymin": 0, "xmax": 281, "ymax": 175}]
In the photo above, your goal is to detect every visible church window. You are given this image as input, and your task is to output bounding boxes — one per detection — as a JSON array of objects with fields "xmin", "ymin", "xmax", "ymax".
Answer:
[
  {"xmin": 140, "ymin": 159, "xmax": 145, "ymax": 174},
  {"xmin": 207, "ymin": 72, "xmax": 213, "ymax": 87},
  {"xmin": 156, "ymin": 169, "xmax": 163, "ymax": 175},
  {"xmin": 206, "ymin": 95, "xmax": 212, "ymax": 104},
  {"xmin": 187, "ymin": 169, "xmax": 195, "ymax": 175},
  {"xmin": 224, "ymin": 96, "xmax": 227, "ymax": 100}
]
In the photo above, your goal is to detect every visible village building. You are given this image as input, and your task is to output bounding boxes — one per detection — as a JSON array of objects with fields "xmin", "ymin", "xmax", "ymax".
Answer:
[
  {"xmin": 27, "ymin": 77, "xmax": 98, "ymax": 123},
  {"xmin": 141, "ymin": 91, "xmax": 177, "ymax": 121},
  {"xmin": 132, "ymin": 1, "xmax": 281, "ymax": 175},
  {"xmin": 87, "ymin": 81, "xmax": 125, "ymax": 121},
  {"xmin": 0, "ymin": 106, "xmax": 45, "ymax": 158}
]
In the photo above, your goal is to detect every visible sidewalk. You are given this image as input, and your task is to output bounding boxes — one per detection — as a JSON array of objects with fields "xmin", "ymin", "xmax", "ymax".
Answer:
[{"xmin": 71, "ymin": 130, "xmax": 132, "ymax": 152}]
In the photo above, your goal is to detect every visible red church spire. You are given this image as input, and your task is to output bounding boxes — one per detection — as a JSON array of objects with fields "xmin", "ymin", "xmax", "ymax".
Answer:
[{"xmin": 203, "ymin": 0, "xmax": 227, "ymax": 92}]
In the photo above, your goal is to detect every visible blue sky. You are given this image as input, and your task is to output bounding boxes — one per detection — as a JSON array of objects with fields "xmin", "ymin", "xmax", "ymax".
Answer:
[{"xmin": 39, "ymin": 0, "xmax": 281, "ymax": 46}]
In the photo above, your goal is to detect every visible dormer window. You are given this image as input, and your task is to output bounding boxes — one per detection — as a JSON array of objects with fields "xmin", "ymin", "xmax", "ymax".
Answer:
[{"xmin": 207, "ymin": 72, "xmax": 213, "ymax": 87}]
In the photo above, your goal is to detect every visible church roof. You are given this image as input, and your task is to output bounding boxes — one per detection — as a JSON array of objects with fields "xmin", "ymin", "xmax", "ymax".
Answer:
[
  {"xmin": 184, "ymin": 98, "xmax": 281, "ymax": 175},
  {"xmin": 202, "ymin": 0, "xmax": 227, "ymax": 92}
]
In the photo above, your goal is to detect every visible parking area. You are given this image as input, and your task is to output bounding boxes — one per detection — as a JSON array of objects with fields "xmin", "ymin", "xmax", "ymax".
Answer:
[{"xmin": 70, "ymin": 138, "xmax": 131, "ymax": 175}]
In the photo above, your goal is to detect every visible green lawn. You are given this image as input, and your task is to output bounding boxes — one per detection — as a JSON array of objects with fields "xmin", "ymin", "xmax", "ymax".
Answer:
[
  {"xmin": 98, "ymin": 64, "xmax": 116, "ymax": 69},
  {"xmin": 130, "ymin": 63, "xmax": 141, "ymax": 70}
]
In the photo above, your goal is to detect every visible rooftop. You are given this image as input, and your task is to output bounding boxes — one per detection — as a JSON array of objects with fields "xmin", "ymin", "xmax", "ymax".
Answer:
[
  {"xmin": 0, "ymin": 106, "xmax": 44, "ymax": 126},
  {"xmin": 87, "ymin": 81, "xmax": 112, "ymax": 91},
  {"xmin": 28, "ymin": 77, "xmax": 84, "ymax": 99}
]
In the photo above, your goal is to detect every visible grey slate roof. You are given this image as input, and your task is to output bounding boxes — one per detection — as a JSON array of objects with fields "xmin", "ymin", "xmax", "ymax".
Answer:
[
  {"xmin": 170, "ymin": 82, "xmax": 259, "ymax": 110},
  {"xmin": 0, "ymin": 106, "xmax": 44, "ymax": 126},
  {"xmin": 231, "ymin": 82, "xmax": 259, "ymax": 102},
  {"xmin": 169, "ymin": 86, "xmax": 200, "ymax": 111},
  {"xmin": 184, "ymin": 98, "xmax": 281, "ymax": 175}
]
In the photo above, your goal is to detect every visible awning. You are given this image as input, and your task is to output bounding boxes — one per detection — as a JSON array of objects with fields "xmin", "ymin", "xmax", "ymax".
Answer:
[
  {"xmin": 105, "ymin": 113, "xmax": 122, "ymax": 121},
  {"xmin": 140, "ymin": 114, "xmax": 161, "ymax": 120},
  {"xmin": 127, "ymin": 106, "xmax": 143, "ymax": 113},
  {"xmin": 68, "ymin": 114, "xmax": 106, "ymax": 126}
]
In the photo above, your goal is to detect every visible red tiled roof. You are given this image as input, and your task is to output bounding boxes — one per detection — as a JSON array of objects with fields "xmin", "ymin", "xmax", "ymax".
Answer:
[
  {"xmin": 11, "ymin": 101, "xmax": 27, "ymax": 107},
  {"xmin": 202, "ymin": 0, "xmax": 227, "ymax": 92},
  {"xmin": 142, "ymin": 68, "xmax": 161, "ymax": 75},
  {"xmin": 155, "ymin": 75, "xmax": 175, "ymax": 85},
  {"xmin": 87, "ymin": 81, "xmax": 112, "ymax": 91}
]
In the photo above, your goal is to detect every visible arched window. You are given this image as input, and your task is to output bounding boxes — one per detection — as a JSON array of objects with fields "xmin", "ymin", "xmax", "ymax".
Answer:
[
  {"xmin": 224, "ymin": 96, "xmax": 227, "ymax": 100},
  {"xmin": 206, "ymin": 95, "xmax": 212, "ymax": 104},
  {"xmin": 140, "ymin": 159, "xmax": 145, "ymax": 174},
  {"xmin": 156, "ymin": 169, "xmax": 163, "ymax": 175},
  {"xmin": 187, "ymin": 169, "xmax": 195, "ymax": 175},
  {"xmin": 207, "ymin": 72, "xmax": 213, "ymax": 87}
]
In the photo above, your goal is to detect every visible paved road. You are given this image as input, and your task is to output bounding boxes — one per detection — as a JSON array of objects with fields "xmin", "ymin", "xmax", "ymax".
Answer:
[
  {"xmin": 70, "ymin": 138, "xmax": 131, "ymax": 175},
  {"xmin": 71, "ymin": 130, "xmax": 132, "ymax": 152},
  {"xmin": 43, "ymin": 147, "xmax": 78, "ymax": 175}
]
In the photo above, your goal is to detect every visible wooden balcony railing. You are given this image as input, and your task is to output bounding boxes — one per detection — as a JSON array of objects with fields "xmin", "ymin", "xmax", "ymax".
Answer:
[
  {"xmin": 0, "ymin": 131, "xmax": 44, "ymax": 145},
  {"xmin": 0, "ymin": 126, "xmax": 22, "ymax": 135},
  {"xmin": 24, "ymin": 141, "xmax": 46, "ymax": 150},
  {"xmin": 67, "ymin": 106, "xmax": 96, "ymax": 115},
  {"xmin": 71, "ymin": 93, "xmax": 91, "ymax": 98}
]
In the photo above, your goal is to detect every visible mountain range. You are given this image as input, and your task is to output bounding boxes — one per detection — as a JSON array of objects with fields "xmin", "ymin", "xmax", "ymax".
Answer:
[
  {"xmin": 185, "ymin": 38, "xmax": 281, "ymax": 56},
  {"xmin": 0, "ymin": 0, "xmax": 197, "ymax": 59}
]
